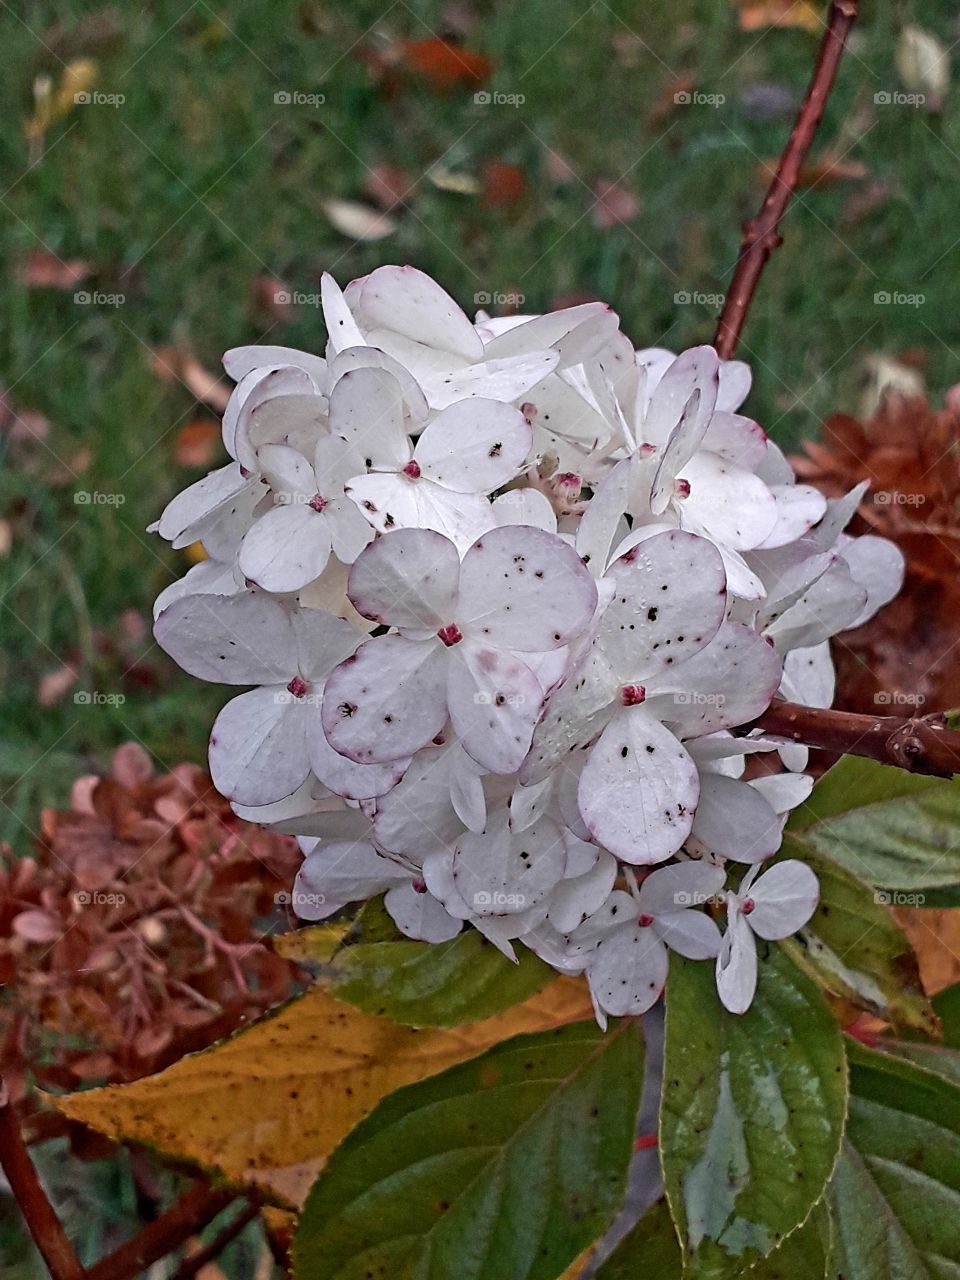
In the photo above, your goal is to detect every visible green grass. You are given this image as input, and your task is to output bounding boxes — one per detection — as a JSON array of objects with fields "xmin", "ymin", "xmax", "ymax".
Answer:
[{"xmin": 1, "ymin": 0, "xmax": 957, "ymax": 843}]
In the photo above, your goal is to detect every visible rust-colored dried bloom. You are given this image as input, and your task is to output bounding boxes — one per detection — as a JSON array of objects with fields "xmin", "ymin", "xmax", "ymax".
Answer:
[
  {"xmin": 793, "ymin": 389, "xmax": 960, "ymax": 711},
  {"xmin": 0, "ymin": 744, "xmax": 302, "ymax": 1098}
]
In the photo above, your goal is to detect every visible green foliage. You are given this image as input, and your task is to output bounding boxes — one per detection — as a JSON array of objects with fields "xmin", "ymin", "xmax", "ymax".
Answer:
[
  {"xmin": 780, "ymin": 846, "xmax": 937, "ymax": 1034},
  {"xmin": 786, "ymin": 757, "xmax": 960, "ymax": 891},
  {"xmin": 829, "ymin": 1040, "xmax": 960, "ymax": 1277},
  {"xmin": 329, "ymin": 931, "xmax": 556, "ymax": 1026},
  {"xmin": 660, "ymin": 948, "xmax": 846, "ymax": 1280},
  {"xmin": 293, "ymin": 1020, "xmax": 644, "ymax": 1280}
]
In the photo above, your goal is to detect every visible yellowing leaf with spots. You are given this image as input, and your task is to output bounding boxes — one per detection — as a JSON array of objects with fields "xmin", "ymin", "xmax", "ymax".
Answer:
[{"xmin": 49, "ymin": 979, "xmax": 593, "ymax": 1208}]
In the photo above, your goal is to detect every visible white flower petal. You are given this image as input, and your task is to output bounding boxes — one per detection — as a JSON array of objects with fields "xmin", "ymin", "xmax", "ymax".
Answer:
[
  {"xmin": 347, "ymin": 527, "xmax": 460, "ymax": 633},
  {"xmin": 447, "ymin": 643, "xmax": 544, "ymax": 774},
  {"xmin": 601, "ymin": 529, "xmax": 727, "ymax": 681},
  {"xmin": 578, "ymin": 708, "xmax": 698, "ymax": 863},
  {"xmin": 238, "ymin": 503, "xmax": 333, "ymax": 593},
  {"xmin": 295, "ymin": 839, "xmax": 408, "ymax": 919},
  {"xmin": 414, "ymin": 399, "xmax": 532, "ymax": 493},
  {"xmin": 587, "ymin": 925, "xmax": 668, "ymax": 1017},
  {"xmin": 421, "ymin": 350, "xmax": 560, "ymax": 409},
  {"xmin": 209, "ymin": 687, "xmax": 309, "ymax": 805},
  {"xmin": 716, "ymin": 899, "xmax": 758, "ymax": 1014},
  {"xmin": 384, "ymin": 883, "xmax": 463, "ymax": 942},
  {"xmin": 656, "ymin": 910, "xmax": 723, "ymax": 961},
  {"xmin": 321, "ymin": 634, "xmax": 449, "ymax": 763},
  {"xmin": 747, "ymin": 859, "xmax": 819, "ymax": 940},
  {"xmin": 328, "ymin": 365, "xmax": 411, "ymax": 471},
  {"xmin": 458, "ymin": 525, "xmax": 598, "ymax": 652},
  {"xmin": 691, "ymin": 772, "xmax": 782, "ymax": 862},
  {"xmin": 154, "ymin": 592, "xmax": 296, "ymax": 684}
]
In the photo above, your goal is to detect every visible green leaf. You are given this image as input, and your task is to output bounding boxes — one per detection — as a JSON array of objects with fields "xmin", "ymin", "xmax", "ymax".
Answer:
[
  {"xmin": 829, "ymin": 1039, "xmax": 960, "ymax": 1277},
  {"xmin": 779, "ymin": 844, "xmax": 937, "ymax": 1035},
  {"xmin": 293, "ymin": 1019, "xmax": 644, "ymax": 1280},
  {"xmin": 787, "ymin": 756, "xmax": 960, "ymax": 891},
  {"xmin": 660, "ymin": 947, "xmax": 846, "ymax": 1280},
  {"xmin": 596, "ymin": 1198, "xmax": 832, "ymax": 1280},
  {"xmin": 327, "ymin": 931, "xmax": 556, "ymax": 1026}
]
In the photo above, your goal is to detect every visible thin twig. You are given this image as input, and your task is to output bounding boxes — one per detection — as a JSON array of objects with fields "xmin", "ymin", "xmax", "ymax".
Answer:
[
  {"xmin": 714, "ymin": 0, "xmax": 859, "ymax": 359},
  {"xmin": 750, "ymin": 699, "xmax": 960, "ymax": 778},
  {"xmin": 85, "ymin": 1182, "xmax": 236, "ymax": 1280},
  {"xmin": 168, "ymin": 1200, "xmax": 262, "ymax": 1280},
  {"xmin": 0, "ymin": 1081, "xmax": 86, "ymax": 1280}
]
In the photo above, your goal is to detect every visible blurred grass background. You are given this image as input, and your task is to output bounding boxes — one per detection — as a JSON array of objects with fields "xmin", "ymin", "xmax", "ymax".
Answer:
[{"xmin": 1, "ymin": 0, "xmax": 957, "ymax": 847}]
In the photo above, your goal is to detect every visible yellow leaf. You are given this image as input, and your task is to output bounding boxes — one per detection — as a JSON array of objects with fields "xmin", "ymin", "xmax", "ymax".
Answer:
[
  {"xmin": 25, "ymin": 59, "xmax": 99, "ymax": 145},
  {"xmin": 736, "ymin": 1, "xmax": 822, "ymax": 33},
  {"xmin": 47, "ymin": 979, "xmax": 594, "ymax": 1208},
  {"xmin": 272, "ymin": 922, "xmax": 347, "ymax": 964}
]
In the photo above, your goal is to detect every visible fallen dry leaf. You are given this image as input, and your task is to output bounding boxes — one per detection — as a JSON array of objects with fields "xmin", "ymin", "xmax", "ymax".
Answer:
[
  {"xmin": 24, "ymin": 59, "xmax": 99, "ymax": 153},
  {"xmin": 399, "ymin": 37, "xmax": 492, "ymax": 92},
  {"xmin": 897, "ymin": 24, "xmax": 950, "ymax": 111},
  {"xmin": 16, "ymin": 249, "xmax": 93, "ymax": 290},
  {"xmin": 174, "ymin": 420, "xmax": 222, "ymax": 468},
  {"xmin": 482, "ymin": 160, "xmax": 526, "ymax": 208},
  {"xmin": 736, "ymin": 0, "xmax": 822, "ymax": 32},
  {"xmin": 797, "ymin": 155, "xmax": 868, "ymax": 189},
  {"xmin": 321, "ymin": 198, "xmax": 398, "ymax": 242},
  {"xmin": 363, "ymin": 163, "xmax": 413, "ymax": 210},
  {"xmin": 38, "ymin": 665, "xmax": 78, "ymax": 707},
  {"xmin": 426, "ymin": 163, "xmax": 479, "ymax": 195},
  {"xmin": 49, "ymin": 978, "xmax": 594, "ymax": 1207},
  {"xmin": 895, "ymin": 908, "xmax": 960, "ymax": 994},
  {"xmin": 152, "ymin": 346, "xmax": 231, "ymax": 413},
  {"xmin": 253, "ymin": 274, "xmax": 295, "ymax": 322},
  {"xmin": 591, "ymin": 179, "xmax": 640, "ymax": 229}
]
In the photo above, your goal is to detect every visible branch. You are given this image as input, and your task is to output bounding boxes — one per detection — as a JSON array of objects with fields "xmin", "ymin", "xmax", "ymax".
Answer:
[
  {"xmin": 85, "ymin": 1182, "xmax": 237, "ymax": 1280},
  {"xmin": 0, "ymin": 1082, "xmax": 86, "ymax": 1280},
  {"xmin": 167, "ymin": 1200, "xmax": 261, "ymax": 1280},
  {"xmin": 714, "ymin": 0, "xmax": 859, "ymax": 359},
  {"xmin": 750, "ymin": 700, "xmax": 960, "ymax": 778}
]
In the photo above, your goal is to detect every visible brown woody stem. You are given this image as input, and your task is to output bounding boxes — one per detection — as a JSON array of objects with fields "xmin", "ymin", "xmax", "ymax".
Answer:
[
  {"xmin": 714, "ymin": 0, "xmax": 859, "ymax": 359},
  {"xmin": 167, "ymin": 1200, "xmax": 262, "ymax": 1280},
  {"xmin": 751, "ymin": 700, "xmax": 960, "ymax": 778},
  {"xmin": 0, "ymin": 1083, "xmax": 86, "ymax": 1280},
  {"xmin": 85, "ymin": 1182, "xmax": 237, "ymax": 1280}
]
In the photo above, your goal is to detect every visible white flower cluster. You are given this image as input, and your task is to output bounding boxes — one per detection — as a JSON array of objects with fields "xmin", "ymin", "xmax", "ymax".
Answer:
[{"xmin": 152, "ymin": 266, "xmax": 903, "ymax": 1018}]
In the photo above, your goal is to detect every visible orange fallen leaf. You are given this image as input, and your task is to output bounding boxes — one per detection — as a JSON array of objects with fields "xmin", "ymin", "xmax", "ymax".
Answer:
[
  {"xmin": 736, "ymin": 0, "xmax": 823, "ymax": 32},
  {"xmin": 797, "ymin": 155, "xmax": 868, "ymax": 188},
  {"xmin": 174, "ymin": 420, "xmax": 222, "ymax": 468},
  {"xmin": 363, "ymin": 163, "xmax": 414, "ymax": 210},
  {"xmin": 254, "ymin": 274, "xmax": 295, "ymax": 322},
  {"xmin": 399, "ymin": 38, "xmax": 492, "ymax": 92}
]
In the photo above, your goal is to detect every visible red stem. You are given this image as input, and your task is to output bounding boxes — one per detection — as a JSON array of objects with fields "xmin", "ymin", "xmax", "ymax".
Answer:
[
  {"xmin": 85, "ymin": 1183, "xmax": 236, "ymax": 1280},
  {"xmin": 167, "ymin": 1200, "xmax": 262, "ymax": 1280},
  {"xmin": 714, "ymin": 0, "xmax": 859, "ymax": 359},
  {"xmin": 751, "ymin": 700, "xmax": 960, "ymax": 778},
  {"xmin": 0, "ymin": 1083, "xmax": 86, "ymax": 1280}
]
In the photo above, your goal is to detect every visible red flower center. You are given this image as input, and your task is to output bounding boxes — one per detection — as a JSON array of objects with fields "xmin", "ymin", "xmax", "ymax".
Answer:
[{"xmin": 437, "ymin": 623, "xmax": 463, "ymax": 647}]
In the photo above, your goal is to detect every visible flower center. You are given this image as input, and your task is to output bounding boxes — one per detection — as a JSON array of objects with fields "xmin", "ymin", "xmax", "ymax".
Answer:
[
  {"xmin": 621, "ymin": 684, "xmax": 646, "ymax": 706},
  {"xmin": 286, "ymin": 675, "xmax": 310, "ymax": 698},
  {"xmin": 308, "ymin": 493, "xmax": 328, "ymax": 513},
  {"xmin": 402, "ymin": 460, "xmax": 421, "ymax": 479},
  {"xmin": 674, "ymin": 477, "xmax": 691, "ymax": 499},
  {"xmin": 437, "ymin": 623, "xmax": 463, "ymax": 647},
  {"xmin": 637, "ymin": 912, "xmax": 655, "ymax": 927},
  {"xmin": 741, "ymin": 897, "xmax": 756, "ymax": 915},
  {"xmin": 412, "ymin": 877, "xmax": 428, "ymax": 894}
]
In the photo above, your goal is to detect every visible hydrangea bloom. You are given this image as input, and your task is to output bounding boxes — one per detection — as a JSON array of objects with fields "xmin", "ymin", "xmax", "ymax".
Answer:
[{"xmin": 152, "ymin": 264, "xmax": 904, "ymax": 1017}]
